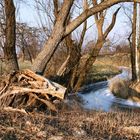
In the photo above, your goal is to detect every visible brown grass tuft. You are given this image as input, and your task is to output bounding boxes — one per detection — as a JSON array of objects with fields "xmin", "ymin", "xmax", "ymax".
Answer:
[{"xmin": 109, "ymin": 78, "xmax": 130, "ymax": 99}]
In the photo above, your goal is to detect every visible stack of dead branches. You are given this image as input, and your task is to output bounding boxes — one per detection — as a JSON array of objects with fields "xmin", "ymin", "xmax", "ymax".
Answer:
[{"xmin": 0, "ymin": 69, "xmax": 66, "ymax": 112}]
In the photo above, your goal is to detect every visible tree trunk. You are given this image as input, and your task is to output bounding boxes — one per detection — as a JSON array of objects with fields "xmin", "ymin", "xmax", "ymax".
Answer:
[
  {"xmin": 32, "ymin": 0, "xmax": 74, "ymax": 74},
  {"xmin": 32, "ymin": 0, "xmax": 131, "ymax": 75},
  {"xmin": 56, "ymin": 0, "xmax": 88, "ymax": 93},
  {"xmin": 137, "ymin": 47, "xmax": 140, "ymax": 80},
  {"xmin": 4, "ymin": 0, "xmax": 19, "ymax": 72},
  {"xmin": 54, "ymin": 35, "xmax": 81, "ymax": 93},
  {"xmin": 73, "ymin": 6, "xmax": 120, "ymax": 91},
  {"xmin": 131, "ymin": 2, "xmax": 137, "ymax": 81},
  {"xmin": 57, "ymin": 36, "xmax": 81, "ymax": 77},
  {"xmin": 74, "ymin": 38, "xmax": 103, "ymax": 90}
]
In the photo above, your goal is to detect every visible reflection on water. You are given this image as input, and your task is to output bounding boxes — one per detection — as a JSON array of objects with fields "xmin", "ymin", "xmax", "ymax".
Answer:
[{"xmin": 79, "ymin": 67, "xmax": 140, "ymax": 111}]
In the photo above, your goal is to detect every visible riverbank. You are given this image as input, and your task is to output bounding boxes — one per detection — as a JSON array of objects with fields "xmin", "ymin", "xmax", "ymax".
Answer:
[
  {"xmin": 108, "ymin": 67, "xmax": 140, "ymax": 103},
  {"xmin": 85, "ymin": 64, "xmax": 121, "ymax": 84},
  {"xmin": 0, "ymin": 54, "xmax": 140, "ymax": 139},
  {"xmin": 84, "ymin": 53, "xmax": 129, "ymax": 84},
  {"xmin": 78, "ymin": 66, "xmax": 140, "ymax": 113}
]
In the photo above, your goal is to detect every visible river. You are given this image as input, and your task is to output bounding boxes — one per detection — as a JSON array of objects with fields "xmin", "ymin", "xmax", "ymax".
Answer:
[{"xmin": 78, "ymin": 67, "xmax": 140, "ymax": 111}]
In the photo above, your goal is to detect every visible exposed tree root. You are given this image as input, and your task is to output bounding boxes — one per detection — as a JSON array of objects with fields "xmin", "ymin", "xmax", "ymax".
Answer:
[{"xmin": 0, "ymin": 69, "xmax": 66, "ymax": 112}]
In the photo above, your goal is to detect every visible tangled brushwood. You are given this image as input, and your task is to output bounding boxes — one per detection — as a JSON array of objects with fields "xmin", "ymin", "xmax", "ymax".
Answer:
[{"xmin": 0, "ymin": 69, "xmax": 66, "ymax": 112}]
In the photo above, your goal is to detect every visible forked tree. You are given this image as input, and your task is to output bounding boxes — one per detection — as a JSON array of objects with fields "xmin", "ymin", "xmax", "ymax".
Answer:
[
  {"xmin": 74, "ymin": 1, "xmax": 121, "ymax": 90},
  {"xmin": 32, "ymin": 0, "xmax": 140, "ymax": 75}
]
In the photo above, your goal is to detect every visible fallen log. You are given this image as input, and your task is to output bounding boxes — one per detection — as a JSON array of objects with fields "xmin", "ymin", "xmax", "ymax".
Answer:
[{"xmin": 0, "ymin": 69, "xmax": 66, "ymax": 112}]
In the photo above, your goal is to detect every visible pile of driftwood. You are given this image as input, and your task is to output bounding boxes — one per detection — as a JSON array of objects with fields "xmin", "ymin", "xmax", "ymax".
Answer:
[{"xmin": 0, "ymin": 69, "xmax": 66, "ymax": 112}]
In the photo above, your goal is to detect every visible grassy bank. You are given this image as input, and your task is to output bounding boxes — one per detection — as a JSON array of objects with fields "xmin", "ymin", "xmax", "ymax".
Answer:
[
  {"xmin": 85, "ymin": 64, "xmax": 121, "ymax": 84},
  {"xmin": 85, "ymin": 53, "xmax": 130, "ymax": 84}
]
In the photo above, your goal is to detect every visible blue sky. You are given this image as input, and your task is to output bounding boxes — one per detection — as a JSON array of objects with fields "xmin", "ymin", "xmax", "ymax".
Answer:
[{"xmin": 14, "ymin": 0, "xmax": 133, "ymax": 46}]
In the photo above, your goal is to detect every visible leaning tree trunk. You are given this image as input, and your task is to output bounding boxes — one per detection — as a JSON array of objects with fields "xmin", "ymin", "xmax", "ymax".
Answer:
[
  {"xmin": 57, "ymin": 36, "xmax": 81, "ymax": 77},
  {"xmin": 137, "ymin": 47, "xmax": 140, "ymax": 80},
  {"xmin": 56, "ymin": 35, "xmax": 81, "ymax": 92},
  {"xmin": 32, "ymin": 0, "xmax": 140, "ymax": 76},
  {"xmin": 74, "ymin": 38, "xmax": 103, "ymax": 91},
  {"xmin": 32, "ymin": 0, "xmax": 74, "ymax": 74},
  {"xmin": 56, "ymin": 20, "xmax": 87, "ymax": 92},
  {"xmin": 73, "ymin": 6, "xmax": 120, "ymax": 91},
  {"xmin": 3, "ymin": 0, "xmax": 19, "ymax": 72},
  {"xmin": 56, "ymin": 0, "xmax": 88, "ymax": 93}
]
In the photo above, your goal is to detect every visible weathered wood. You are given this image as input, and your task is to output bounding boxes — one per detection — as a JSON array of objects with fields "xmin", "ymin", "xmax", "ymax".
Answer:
[
  {"xmin": 18, "ymin": 74, "xmax": 33, "ymax": 82},
  {"xmin": 3, "ymin": 107, "xmax": 27, "ymax": 114},
  {"xmin": 28, "ymin": 81, "xmax": 47, "ymax": 89},
  {"xmin": 0, "ymin": 69, "xmax": 66, "ymax": 111},
  {"xmin": 29, "ymin": 93, "xmax": 56, "ymax": 111},
  {"xmin": 21, "ymin": 69, "xmax": 46, "ymax": 82},
  {"xmin": 10, "ymin": 86, "xmax": 65, "ymax": 100},
  {"xmin": 21, "ymin": 69, "xmax": 66, "ymax": 91}
]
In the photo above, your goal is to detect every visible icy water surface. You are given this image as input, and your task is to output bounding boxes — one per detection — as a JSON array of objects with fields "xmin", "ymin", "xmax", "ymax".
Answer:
[{"xmin": 79, "ymin": 67, "xmax": 140, "ymax": 111}]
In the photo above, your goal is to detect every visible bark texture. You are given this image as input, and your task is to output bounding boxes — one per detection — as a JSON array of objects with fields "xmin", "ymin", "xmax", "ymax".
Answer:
[
  {"xmin": 32, "ymin": 0, "xmax": 74, "ymax": 74},
  {"xmin": 56, "ymin": 0, "xmax": 88, "ymax": 92},
  {"xmin": 131, "ymin": 2, "xmax": 137, "ymax": 81},
  {"xmin": 4, "ymin": 0, "xmax": 19, "ymax": 72}
]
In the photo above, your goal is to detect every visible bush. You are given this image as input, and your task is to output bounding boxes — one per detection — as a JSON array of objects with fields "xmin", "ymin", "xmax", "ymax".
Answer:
[{"xmin": 109, "ymin": 78, "xmax": 130, "ymax": 99}]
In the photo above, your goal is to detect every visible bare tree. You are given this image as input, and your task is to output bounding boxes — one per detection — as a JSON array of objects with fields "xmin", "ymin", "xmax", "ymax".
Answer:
[
  {"xmin": 57, "ymin": 0, "xmax": 88, "ymax": 77},
  {"xmin": 32, "ymin": 0, "xmax": 140, "ymax": 75},
  {"xmin": 122, "ymin": 3, "xmax": 138, "ymax": 81},
  {"xmin": 137, "ymin": 4, "xmax": 140, "ymax": 80},
  {"xmin": 74, "ymin": 2, "xmax": 120, "ymax": 90},
  {"xmin": 3, "ymin": 0, "xmax": 19, "ymax": 72},
  {"xmin": 55, "ymin": 0, "xmax": 88, "ymax": 92},
  {"xmin": 0, "ymin": 0, "xmax": 6, "ymax": 54},
  {"xmin": 16, "ymin": 23, "xmax": 42, "ymax": 63}
]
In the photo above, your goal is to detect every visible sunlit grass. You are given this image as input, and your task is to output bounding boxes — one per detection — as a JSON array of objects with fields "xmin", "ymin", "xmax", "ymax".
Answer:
[
  {"xmin": 85, "ymin": 64, "xmax": 121, "ymax": 84},
  {"xmin": 18, "ymin": 59, "xmax": 32, "ymax": 70}
]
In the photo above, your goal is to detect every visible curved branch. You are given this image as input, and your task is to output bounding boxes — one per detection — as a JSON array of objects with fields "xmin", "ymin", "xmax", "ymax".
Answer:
[
  {"xmin": 64, "ymin": 0, "xmax": 140, "ymax": 37},
  {"xmin": 103, "ymin": 7, "xmax": 121, "ymax": 39},
  {"xmin": 78, "ymin": 0, "xmax": 88, "ymax": 48}
]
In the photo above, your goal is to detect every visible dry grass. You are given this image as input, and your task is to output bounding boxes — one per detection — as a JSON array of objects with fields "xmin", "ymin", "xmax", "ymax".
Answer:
[
  {"xmin": 0, "ymin": 54, "xmax": 137, "ymax": 139},
  {"xmin": 108, "ymin": 77, "xmax": 140, "ymax": 102},
  {"xmin": 0, "ymin": 59, "xmax": 32, "ymax": 75},
  {"xmin": 95, "ymin": 53, "xmax": 130, "ymax": 67},
  {"xmin": 18, "ymin": 59, "xmax": 32, "ymax": 69},
  {"xmin": 0, "ymin": 105, "xmax": 140, "ymax": 140},
  {"xmin": 109, "ymin": 78, "xmax": 130, "ymax": 99}
]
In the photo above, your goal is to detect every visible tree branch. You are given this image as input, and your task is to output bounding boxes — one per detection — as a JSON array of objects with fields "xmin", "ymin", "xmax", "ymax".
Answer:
[
  {"xmin": 78, "ymin": 0, "xmax": 88, "ymax": 48},
  {"xmin": 92, "ymin": 0, "xmax": 98, "ymax": 21},
  {"xmin": 64, "ymin": 0, "xmax": 140, "ymax": 37},
  {"xmin": 103, "ymin": 7, "xmax": 121, "ymax": 39},
  {"xmin": 53, "ymin": 0, "xmax": 59, "ymax": 18}
]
